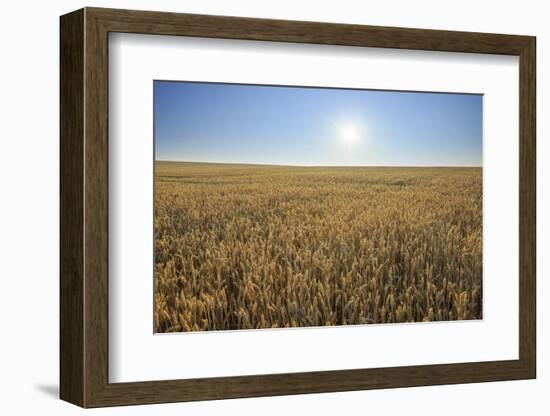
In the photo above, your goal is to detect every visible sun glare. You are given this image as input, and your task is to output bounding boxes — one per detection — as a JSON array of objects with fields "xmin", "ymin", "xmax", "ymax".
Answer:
[{"xmin": 339, "ymin": 123, "xmax": 362, "ymax": 146}]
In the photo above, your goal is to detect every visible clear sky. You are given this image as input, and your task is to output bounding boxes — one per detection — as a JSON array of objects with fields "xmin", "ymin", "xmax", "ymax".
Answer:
[{"xmin": 154, "ymin": 81, "xmax": 482, "ymax": 167}]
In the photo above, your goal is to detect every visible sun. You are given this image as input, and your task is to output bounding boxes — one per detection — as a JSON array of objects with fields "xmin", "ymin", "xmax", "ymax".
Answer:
[{"xmin": 338, "ymin": 123, "xmax": 362, "ymax": 146}]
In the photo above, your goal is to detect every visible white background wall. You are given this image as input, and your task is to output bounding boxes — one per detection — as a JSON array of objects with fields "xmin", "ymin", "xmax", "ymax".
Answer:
[{"xmin": 0, "ymin": 0, "xmax": 546, "ymax": 414}]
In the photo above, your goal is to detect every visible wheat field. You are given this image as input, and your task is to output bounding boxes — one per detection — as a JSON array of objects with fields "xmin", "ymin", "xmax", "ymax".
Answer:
[{"xmin": 154, "ymin": 161, "xmax": 482, "ymax": 333}]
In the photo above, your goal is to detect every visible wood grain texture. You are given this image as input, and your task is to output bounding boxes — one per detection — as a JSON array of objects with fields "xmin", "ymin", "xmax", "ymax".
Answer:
[
  {"xmin": 89, "ymin": 7, "xmax": 532, "ymax": 54},
  {"xmin": 83, "ymin": 10, "xmax": 110, "ymax": 406},
  {"xmin": 519, "ymin": 38, "xmax": 536, "ymax": 376},
  {"xmin": 59, "ymin": 7, "xmax": 537, "ymax": 408},
  {"xmin": 59, "ymin": 8, "xmax": 84, "ymax": 407}
]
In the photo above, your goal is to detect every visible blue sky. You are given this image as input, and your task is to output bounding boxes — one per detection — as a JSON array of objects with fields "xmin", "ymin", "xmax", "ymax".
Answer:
[{"xmin": 154, "ymin": 81, "xmax": 482, "ymax": 166}]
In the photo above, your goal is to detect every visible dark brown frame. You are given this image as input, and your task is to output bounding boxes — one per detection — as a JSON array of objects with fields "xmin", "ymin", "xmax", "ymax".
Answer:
[{"xmin": 60, "ymin": 7, "xmax": 536, "ymax": 408}]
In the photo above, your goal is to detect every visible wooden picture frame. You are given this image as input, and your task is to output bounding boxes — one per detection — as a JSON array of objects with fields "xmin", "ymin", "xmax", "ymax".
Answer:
[{"xmin": 60, "ymin": 7, "xmax": 536, "ymax": 408}]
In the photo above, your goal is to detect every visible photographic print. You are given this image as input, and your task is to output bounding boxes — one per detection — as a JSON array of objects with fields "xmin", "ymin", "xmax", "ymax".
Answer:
[{"xmin": 154, "ymin": 81, "xmax": 482, "ymax": 333}]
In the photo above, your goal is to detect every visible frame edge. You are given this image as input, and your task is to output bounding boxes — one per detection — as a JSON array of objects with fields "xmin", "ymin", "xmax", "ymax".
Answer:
[
  {"xmin": 518, "ymin": 36, "xmax": 536, "ymax": 379},
  {"xmin": 60, "ymin": 8, "xmax": 86, "ymax": 408}
]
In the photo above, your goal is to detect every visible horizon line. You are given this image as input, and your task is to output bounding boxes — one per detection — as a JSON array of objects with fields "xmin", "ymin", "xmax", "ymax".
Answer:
[{"xmin": 155, "ymin": 159, "xmax": 482, "ymax": 168}]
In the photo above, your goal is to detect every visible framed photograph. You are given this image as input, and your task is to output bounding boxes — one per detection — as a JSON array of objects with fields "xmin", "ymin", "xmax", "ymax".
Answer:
[{"xmin": 60, "ymin": 7, "xmax": 536, "ymax": 407}]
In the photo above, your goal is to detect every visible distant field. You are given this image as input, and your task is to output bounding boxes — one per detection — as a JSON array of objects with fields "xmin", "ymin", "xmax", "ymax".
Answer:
[{"xmin": 154, "ymin": 161, "xmax": 482, "ymax": 332}]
